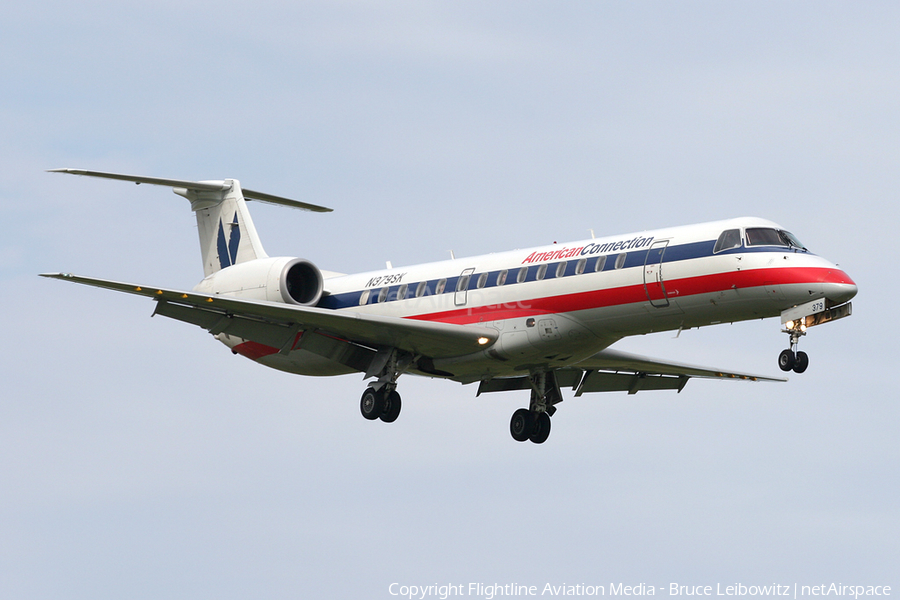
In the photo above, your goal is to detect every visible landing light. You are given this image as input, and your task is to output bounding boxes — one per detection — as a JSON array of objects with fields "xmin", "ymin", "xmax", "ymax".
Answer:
[
  {"xmin": 477, "ymin": 337, "xmax": 490, "ymax": 345},
  {"xmin": 785, "ymin": 320, "xmax": 794, "ymax": 329}
]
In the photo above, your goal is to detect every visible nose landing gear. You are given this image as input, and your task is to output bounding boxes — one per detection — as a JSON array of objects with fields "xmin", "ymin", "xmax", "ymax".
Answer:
[{"xmin": 779, "ymin": 321, "xmax": 809, "ymax": 374}]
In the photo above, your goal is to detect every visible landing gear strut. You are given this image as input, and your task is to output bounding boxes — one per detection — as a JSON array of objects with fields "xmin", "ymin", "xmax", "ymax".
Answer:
[
  {"xmin": 509, "ymin": 371, "xmax": 562, "ymax": 444},
  {"xmin": 779, "ymin": 322, "xmax": 809, "ymax": 374}
]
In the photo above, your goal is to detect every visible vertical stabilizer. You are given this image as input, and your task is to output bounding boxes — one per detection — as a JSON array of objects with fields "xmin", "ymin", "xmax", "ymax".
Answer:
[{"xmin": 176, "ymin": 180, "xmax": 268, "ymax": 277}]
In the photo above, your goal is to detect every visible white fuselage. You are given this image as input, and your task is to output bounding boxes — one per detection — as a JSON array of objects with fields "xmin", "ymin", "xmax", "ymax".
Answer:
[{"xmin": 219, "ymin": 217, "xmax": 856, "ymax": 382}]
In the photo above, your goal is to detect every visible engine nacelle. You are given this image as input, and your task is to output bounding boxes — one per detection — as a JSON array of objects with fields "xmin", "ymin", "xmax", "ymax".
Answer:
[{"xmin": 193, "ymin": 257, "xmax": 324, "ymax": 306}]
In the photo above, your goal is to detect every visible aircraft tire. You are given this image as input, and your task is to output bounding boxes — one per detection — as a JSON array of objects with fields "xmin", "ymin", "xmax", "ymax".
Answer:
[
  {"xmin": 360, "ymin": 387, "xmax": 383, "ymax": 420},
  {"xmin": 380, "ymin": 390, "xmax": 402, "ymax": 423},
  {"xmin": 529, "ymin": 412, "xmax": 551, "ymax": 444},
  {"xmin": 778, "ymin": 349, "xmax": 795, "ymax": 372},
  {"xmin": 510, "ymin": 408, "xmax": 533, "ymax": 442},
  {"xmin": 793, "ymin": 351, "xmax": 809, "ymax": 374}
]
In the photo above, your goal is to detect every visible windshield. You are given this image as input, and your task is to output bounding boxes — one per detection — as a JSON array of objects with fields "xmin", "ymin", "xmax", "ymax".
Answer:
[
  {"xmin": 745, "ymin": 227, "xmax": 807, "ymax": 251},
  {"xmin": 780, "ymin": 230, "xmax": 807, "ymax": 250}
]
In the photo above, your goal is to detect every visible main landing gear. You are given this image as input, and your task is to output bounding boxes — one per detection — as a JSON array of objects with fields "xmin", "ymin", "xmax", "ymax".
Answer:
[
  {"xmin": 778, "ymin": 321, "xmax": 809, "ymax": 374},
  {"xmin": 359, "ymin": 347, "xmax": 410, "ymax": 424},
  {"xmin": 510, "ymin": 408, "xmax": 552, "ymax": 444},
  {"xmin": 509, "ymin": 371, "xmax": 563, "ymax": 444},
  {"xmin": 360, "ymin": 386, "xmax": 402, "ymax": 422}
]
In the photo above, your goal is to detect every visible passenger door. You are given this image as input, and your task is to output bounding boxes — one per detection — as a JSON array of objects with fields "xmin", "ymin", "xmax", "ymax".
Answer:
[{"xmin": 643, "ymin": 240, "xmax": 670, "ymax": 308}]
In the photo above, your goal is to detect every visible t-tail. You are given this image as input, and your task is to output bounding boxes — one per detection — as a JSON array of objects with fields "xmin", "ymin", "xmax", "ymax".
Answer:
[{"xmin": 47, "ymin": 169, "xmax": 331, "ymax": 277}]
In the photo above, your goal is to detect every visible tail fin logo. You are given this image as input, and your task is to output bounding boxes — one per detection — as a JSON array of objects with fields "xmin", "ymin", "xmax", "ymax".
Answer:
[{"xmin": 216, "ymin": 212, "xmax": 242, "ymax": 270}]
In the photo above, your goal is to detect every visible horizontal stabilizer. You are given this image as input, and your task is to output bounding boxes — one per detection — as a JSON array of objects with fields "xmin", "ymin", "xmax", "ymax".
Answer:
[{"xmin": 47, "ymin": 168, "xmax": 332, "ymax": 212}]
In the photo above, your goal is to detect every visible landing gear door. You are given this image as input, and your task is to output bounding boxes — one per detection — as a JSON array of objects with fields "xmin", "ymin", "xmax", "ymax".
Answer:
[{"xmin": 644, "ymin": 240, "xmax": 670, "ymax": 308}]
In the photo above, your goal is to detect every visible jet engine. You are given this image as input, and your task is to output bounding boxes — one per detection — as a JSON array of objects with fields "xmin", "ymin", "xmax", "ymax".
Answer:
[{"xmin": 192, "ymin": 257, "xmax": 324, "ymax": 306}]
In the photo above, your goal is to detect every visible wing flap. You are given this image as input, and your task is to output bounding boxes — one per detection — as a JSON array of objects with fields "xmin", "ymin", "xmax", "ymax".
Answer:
[
  {"xmin": 573, "ymin": 348, "xmax": 786, "ymax": 382},
  {"xmin": 575, "ymin": 371, "xmax": 689, "ymax": 395},
  {"xmin": 476, "ymin": 346, "xmax": 783, "ymax": 400},
  {"xmin": 153, "ymin": 301, "xmax": 301, "ymax": 350},
  {"xmin": 41, "ymin": 273, "xmax": 498, "ymax": 359}
]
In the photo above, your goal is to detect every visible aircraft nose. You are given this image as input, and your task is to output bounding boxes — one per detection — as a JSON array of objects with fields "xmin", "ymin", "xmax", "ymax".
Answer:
[{"xmin": 824, "ymin": 270, "xmax": 857, "ymax": 305}]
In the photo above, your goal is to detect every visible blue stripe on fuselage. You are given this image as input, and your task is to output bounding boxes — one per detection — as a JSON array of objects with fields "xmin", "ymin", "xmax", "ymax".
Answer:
[{"xmin": 315, "ymin": 240, "xmax": 808, "ymax": 310}]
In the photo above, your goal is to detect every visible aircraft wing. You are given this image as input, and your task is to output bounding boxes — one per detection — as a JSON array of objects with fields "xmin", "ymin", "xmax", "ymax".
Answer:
[
  {"xmin": 40, "ymin": 273, "xmax": 497, "ymax": 359},
  {"xmin": 574, "ymin": 348, "xmax": 787, "ymax": 382},
  {"xmin": 477, "ymin": 347, "xmax": 785, "ymax": 398},
  {"xmin": 565, "ymin": 347, "xmax": 786, "ymax": 395}
]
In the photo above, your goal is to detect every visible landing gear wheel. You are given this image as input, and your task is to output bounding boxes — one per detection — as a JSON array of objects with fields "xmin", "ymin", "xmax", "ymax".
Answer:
[
  {"xmin": 510, "ymin": 408, "xmax": 533, "ymax": 442},
  {"xmin": 380, "ymin": 390, "xmax": 402, "ymax": 423},
  {"xmin": 793, "ymin": 351, "xmax": 809, "ymax": 374},
  {"xmin": 529, "ymin": 412, "xmax": 551, "ymax": 444},
  {"xmin": 360, "ymin": 387, "xmax": 383, "ymax": 420},
  {"xmin": 778, "ymin": 349, "xmax": 795, "ymax": 372}
]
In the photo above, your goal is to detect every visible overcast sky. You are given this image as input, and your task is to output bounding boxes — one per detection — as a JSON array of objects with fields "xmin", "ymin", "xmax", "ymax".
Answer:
[{"xmin": 2, "ymin": 2, "xmax": 898, "ymax": 599}]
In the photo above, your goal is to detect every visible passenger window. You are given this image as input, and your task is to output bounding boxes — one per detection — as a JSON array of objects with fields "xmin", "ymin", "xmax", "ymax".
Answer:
[
  {"xmin": 595, "ymin": 255, "xmax": 607, "ymax": 272},
  {"xmin": 415, "ymin": 281, "xmax": 427, "ymax": 298},
  {"xmin": 435, "ymin": 279, "xmax": 447, "ymax": 294},
  {"xmin": 575, "ymin": 259, "xmax": 586, "ymax": 275},
  {"xmin": 477, "ymin": 272, "xmax": 488, "ymax": 289},
  {"xmin": 456, "ymin": 275, "xmax": 470, "ymax": 292},
  {"xmin": 614, "ymin": 253, "xmax": 627, "ymax": 269},
  {"xmin": 359, "ymin": 289, "xmax": 370, "ymax": 305},
  {"xmin": 714, "ymin": 229, "xmax": 742, "ymax": 253},
  {"xmin": 497, "ymin": 270, "xmax": 508, "ymax": 286},
  {"xmin": 556, "ymin": 262, "xmax": 566, "ymax": 278},
  {"xmin": 397, "ymin": 284, "xmax": 408, "ymax": 300},
  {"xmin": 517, "ymin": 267, "xmax": 528, "ymax": 283},
  {"xmin": 378, "ymin": 287, "xmax": 389, "ymax": 302},
  {"xmin": 536, "ymin": 264, "xmax": 547, "ymax": 280}
]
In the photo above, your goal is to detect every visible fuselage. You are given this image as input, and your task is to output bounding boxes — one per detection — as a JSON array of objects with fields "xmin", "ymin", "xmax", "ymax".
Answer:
[{"xmin": 223, "ymin": 217, "xmax": 856, "ymax": 382}]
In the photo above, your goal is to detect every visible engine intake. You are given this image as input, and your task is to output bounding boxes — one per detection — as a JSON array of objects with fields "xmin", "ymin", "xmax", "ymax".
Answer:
[{"xmin": 281, "ymin": 259, "xmax": 323, "ymax": 305}]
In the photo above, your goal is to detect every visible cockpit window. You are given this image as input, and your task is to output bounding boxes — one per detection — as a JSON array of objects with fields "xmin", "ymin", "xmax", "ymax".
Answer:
[
  {"xmin": 714, "ymin": 229, "xmax": 742, "ymax": 253},
  {"xmin": 745, "ymin": 227, "xmax": 807, "ymax": 250},
  {"xmin": 780, "ymin": 230, "xmax": 807, "ymax": 250}
]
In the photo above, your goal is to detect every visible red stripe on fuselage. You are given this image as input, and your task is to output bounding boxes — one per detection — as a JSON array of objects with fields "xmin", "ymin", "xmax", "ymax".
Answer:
[
  {"xmin": 405, "ymin": 266, "xmax": 854, "ymax": 325},
  {"xmin": 232, "ymin": 266, "xmax": 853, "ymax": 361}
]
